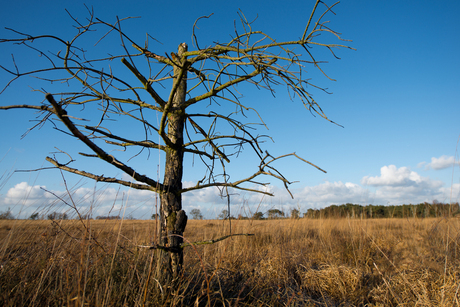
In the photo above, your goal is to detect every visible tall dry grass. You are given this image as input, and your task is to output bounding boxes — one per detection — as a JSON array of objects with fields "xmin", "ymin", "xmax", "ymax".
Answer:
[{"xmin": 1, "ymin": 216, "xmax": 459, "ymax": 306}]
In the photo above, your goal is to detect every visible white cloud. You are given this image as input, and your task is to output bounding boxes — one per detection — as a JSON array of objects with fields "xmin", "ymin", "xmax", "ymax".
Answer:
[
  {"xmin": 439, "ymin": 183, "xmax": 460, "ymax": 204},
  {"xmin": 360, "ymin": 165, "xmax": 446, "ymax": 204},
  {"xmin": 4, "ymin": 182, "xmax": 51, "ymax": 206},
  {"xmin": 361, "ymin": 165, "xmax": 430, "ymax": 187},
  {"xmin": 294, "ymin": 181, "xmax": 370, "ymax": 205},
  {"xmin": 182, "ymin": 181, "xmax": 225, "ymax": 205},
  {"xmin": 422, "ymin": 155, "xmax": 460, "ymax": 170}
]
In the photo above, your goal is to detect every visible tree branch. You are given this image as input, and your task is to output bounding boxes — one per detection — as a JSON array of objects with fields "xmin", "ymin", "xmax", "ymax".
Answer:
[
  {"xmin": 0, "ymin": 104, "xmax": 52, "ymax": 112},
  {"xmin": 45, "ymin": 93, "xmax": 163, "ymax": 191},
  {"xmin": 137, "ymin": 233, "xmax": 255, "ymax": 251},
  {"xmin": 121, "ymin": 57, "xmax": 166, "ymax": 107},
  {"xmin": 188, "ymin": 117, "xmax": 230, "ymax": 163},
  {"xmin": 45, "ymin": 156, "xmax": 157, "ymax": 191},
  {"xmin": 84, "ymin": 125, "xmax": 167, "ymax": 152}
]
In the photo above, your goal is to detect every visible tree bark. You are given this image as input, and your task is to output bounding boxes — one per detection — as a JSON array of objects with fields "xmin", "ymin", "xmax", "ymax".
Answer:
[{"xmin": 155, "ymin": 43, "xmax": 189, "ymax": 286}]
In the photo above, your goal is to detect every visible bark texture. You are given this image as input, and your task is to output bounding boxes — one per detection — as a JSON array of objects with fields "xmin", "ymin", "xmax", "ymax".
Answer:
[{"xmin": 155, "ymin": 43, "xmax": 189, "ymax": 285}]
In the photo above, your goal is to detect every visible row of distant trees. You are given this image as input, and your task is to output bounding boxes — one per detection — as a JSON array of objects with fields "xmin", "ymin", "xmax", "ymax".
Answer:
[
  {"xmin": 189, "ymin": 202, "xmax": 460, "ymax": 220},
  {"xmin": 1, "ymin": 202, "xmax": 458, "ymax": 220},
  {"xmin": 0, "ymin": 209, "xmax": 70, "ymax": 220},
  {"xmin": 304, "ymin": 202, "xmax": 460, "ymax": 219}
]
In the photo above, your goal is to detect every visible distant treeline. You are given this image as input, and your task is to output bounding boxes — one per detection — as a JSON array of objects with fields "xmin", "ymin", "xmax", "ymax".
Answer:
[
  {"xmin": 304, "ymin": 202, "xmax": 460, "ymax": 219},
  {"xmin": 95, "ymin": 215, "xmax": 121, "ymax": 220}
]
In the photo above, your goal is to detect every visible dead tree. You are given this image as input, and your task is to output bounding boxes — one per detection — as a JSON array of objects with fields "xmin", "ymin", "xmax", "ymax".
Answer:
[{"xmin": 0, "ymin": 1, "xmax": 352, "ymax": 285}]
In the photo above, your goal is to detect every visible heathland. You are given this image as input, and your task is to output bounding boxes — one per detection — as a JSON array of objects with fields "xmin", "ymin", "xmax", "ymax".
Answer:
[{"xmin": 1, "ymin": 217, "xmax": 459, "ymax": 306}]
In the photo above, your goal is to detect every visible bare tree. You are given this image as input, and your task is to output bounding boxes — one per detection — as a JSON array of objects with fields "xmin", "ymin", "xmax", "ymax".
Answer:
[
  {"xmin": 268, "ymin": 209, "xmax": 285, "ymax": 219},
  {"xmin": 0, "ymin": 1, "xmax": 352, "ymax": 286},
  {"xmin": 190, "ymin": 209, "xmax": 203, "ymax": 220}
]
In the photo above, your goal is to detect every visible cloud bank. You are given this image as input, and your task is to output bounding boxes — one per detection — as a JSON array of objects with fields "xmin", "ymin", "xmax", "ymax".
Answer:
[{"xmin": 1, "ymin": 162, "xmax": 458, "ymax": 219}]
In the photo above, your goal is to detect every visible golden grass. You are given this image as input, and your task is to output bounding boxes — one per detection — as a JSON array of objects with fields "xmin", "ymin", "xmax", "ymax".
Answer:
[{"xmin": 1, "ymin": 217, "xmax": 459, "ymax": 306}]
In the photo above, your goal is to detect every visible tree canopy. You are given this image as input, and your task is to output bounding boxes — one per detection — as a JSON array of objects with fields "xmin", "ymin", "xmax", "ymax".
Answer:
[{"xmin": 0, "ymin": 0, "xmax": 352, "ymax": 286}]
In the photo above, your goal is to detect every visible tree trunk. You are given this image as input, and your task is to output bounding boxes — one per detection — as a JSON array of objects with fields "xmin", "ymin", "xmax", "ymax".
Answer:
[{"xmin": 155, "ymin": 43, "xmax": 188, "ymax": 286}]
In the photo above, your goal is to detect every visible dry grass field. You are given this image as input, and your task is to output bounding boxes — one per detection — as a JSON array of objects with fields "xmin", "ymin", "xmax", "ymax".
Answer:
[{"xmin": 1, "ymin": 216, "xmax": 459, "ymax": 306}]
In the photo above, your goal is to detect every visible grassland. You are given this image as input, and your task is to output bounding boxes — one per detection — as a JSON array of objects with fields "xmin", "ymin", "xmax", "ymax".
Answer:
[{"xmin": 1, "ymin": 217, "xmax": 459, "ymax": 306}]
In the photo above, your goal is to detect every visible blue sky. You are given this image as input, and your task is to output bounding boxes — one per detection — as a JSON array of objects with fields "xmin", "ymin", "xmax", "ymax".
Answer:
[{"xmin": 1, "ymin": 0, "xmax": 459, "ymax": 219}]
